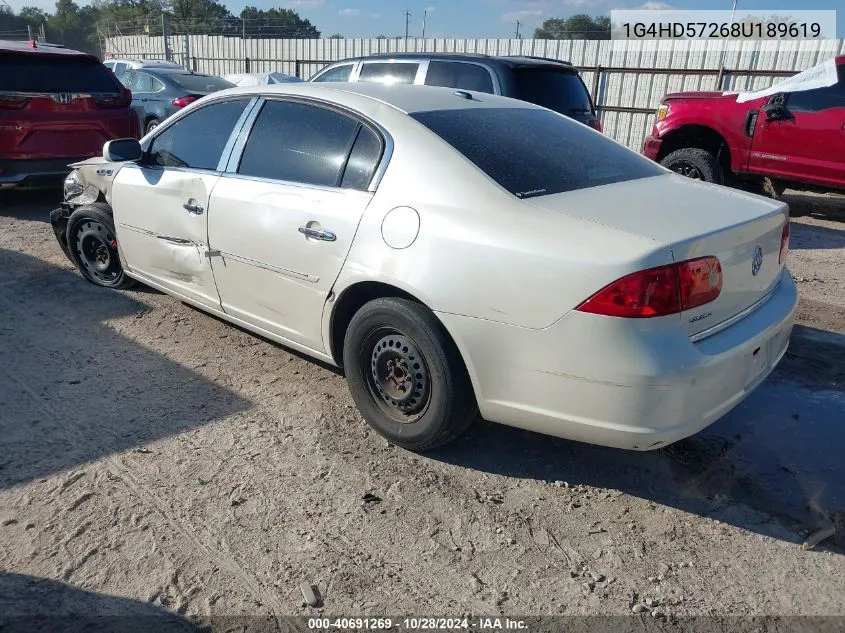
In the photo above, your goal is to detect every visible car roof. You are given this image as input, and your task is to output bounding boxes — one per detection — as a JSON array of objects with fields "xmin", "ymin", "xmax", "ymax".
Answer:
[
  {"xmin": 0, "ymin": 39, "xmax": 96, "ymax": 59},
  {"xmin": 215, "ymin": 81, "xmax": 540, "ymax": 116},
  {"xmin": 324, "ymin": 52, "xmax": 574, "ymax": 69},
  {"xmin": 136, "ymin": 68, "xmax": 213, "ymax": 77}
]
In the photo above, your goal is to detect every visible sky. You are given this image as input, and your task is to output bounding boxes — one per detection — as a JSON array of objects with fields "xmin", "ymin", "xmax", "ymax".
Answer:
[{"xmin": 3, "ymin": 0, "xmax": 844, "ymax": 38}]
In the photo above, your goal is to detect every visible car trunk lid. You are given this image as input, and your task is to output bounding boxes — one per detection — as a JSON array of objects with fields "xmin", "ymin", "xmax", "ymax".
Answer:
[{"xmin": 526, "ymin": 174, "xmax": 789, "ymax": 337}]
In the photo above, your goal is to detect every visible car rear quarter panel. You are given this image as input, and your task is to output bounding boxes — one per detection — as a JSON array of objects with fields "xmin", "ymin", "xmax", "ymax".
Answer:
[{"xmin": 328, "ymin": 107, "xmax": 670, "ymax": 339}]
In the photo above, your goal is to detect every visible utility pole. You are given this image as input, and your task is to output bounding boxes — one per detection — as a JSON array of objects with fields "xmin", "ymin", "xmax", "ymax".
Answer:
[
  {"xmin": 161, "ymin": 12, "xmax": 171, "ymax": 61},
  {"xmin": 515, "ymin": 20, "xmax": 521, "ymax": 39},
  {"xmin": 422, "ymin": 9, "xmax": 427, "ymax": 39},
  {"xmin": 404, "ymin": 10, "xmax": 411, "ymax": 44}
]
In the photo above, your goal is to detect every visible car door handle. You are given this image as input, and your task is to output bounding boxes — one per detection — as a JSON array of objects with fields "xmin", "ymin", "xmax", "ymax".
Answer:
[
  {"xmin": 183, "ymin": 202, "xmax": 204, "ymax": 215},
  {"xmin": 298, "ymin": 226, "xmax": 336, "ymax": 242}
]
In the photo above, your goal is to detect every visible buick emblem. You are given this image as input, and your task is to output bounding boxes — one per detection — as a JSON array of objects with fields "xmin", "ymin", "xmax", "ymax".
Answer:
[
  {"xmin": 53, "ymin": 93, "xmax": 73, "ymax": 104},
  {"xmin": 751, "ymin": 245, "xmax": 764, "ymax": 276}
]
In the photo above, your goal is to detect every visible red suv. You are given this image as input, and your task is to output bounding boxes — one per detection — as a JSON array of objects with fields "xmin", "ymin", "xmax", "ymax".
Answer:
[
  {"xmin": 643, "ymin": 55, "xmax": 845, "ymax": 197},
  {"xmin": 0, "ymin": 40, "xmax": 139, "ymax": 188}
]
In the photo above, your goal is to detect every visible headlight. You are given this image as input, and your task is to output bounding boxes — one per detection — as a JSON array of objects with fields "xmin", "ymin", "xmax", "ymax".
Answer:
[{"xmin": 63, "ymin": 171, "xmax": 84, "ymax": 201}]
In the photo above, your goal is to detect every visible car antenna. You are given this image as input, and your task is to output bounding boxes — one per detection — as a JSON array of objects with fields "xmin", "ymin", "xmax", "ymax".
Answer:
[{"xmin": 453, "ymin": 90, "xmax": 473, "ymax": 100}]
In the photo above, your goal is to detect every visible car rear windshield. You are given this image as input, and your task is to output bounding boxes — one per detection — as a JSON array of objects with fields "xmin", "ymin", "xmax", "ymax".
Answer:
[
  {"xmin": 165, "ymin": 73, "xmax": 234, "ymax": 93},
  {"xmin": 410, "ymin": 107, "xmax": 664, "ymax": 198},
  {"xmin": 0, "ymin": 53, "xmax": 119, "ymax": 93},
  {"xmin": 511, "ymin": 68, "xmax": 593, "ymax": 116}
]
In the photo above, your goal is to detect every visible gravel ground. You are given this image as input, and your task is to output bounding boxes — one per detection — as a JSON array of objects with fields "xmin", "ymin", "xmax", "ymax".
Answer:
[{"xmin": 0, "ymin": 188, "xmax": 844, "ymax": 623}]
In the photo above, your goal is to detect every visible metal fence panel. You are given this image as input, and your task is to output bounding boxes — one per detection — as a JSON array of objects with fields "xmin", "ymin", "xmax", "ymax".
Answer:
[{"xmin": 103, "ymin": 35, "xmax": 844, "ymax": 150}]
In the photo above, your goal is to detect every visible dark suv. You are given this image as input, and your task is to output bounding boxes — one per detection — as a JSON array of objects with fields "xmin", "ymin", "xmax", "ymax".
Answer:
[
  {"xmin": 0, "ymin": 40, "xmax": 138, "ymax": 188},
  {"xmin": 309, "ymin": 53, "xmax": 601, "ymax": 131}
]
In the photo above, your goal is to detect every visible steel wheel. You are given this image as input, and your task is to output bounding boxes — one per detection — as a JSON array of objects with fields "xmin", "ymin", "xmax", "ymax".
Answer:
[
  {"xmin": 73, "ymin": 219, "xmax": 122, "ymax": 285},
  {"xmin": 362, "ymin": 328, "xmax": 431, "ymax": 424}
]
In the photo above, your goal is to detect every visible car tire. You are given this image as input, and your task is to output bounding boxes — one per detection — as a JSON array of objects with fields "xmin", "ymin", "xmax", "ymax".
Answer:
[
  {"xmin": 67, "ymin": 203, "xmax": 135, "ymax": 289},
  {"xmin": 145, "ymin": 118, "xmax": 161, "ymax": 134},
  {"xmin": 660, "ymin": 148, "xmax": 725, "ymax": 185},
  {"xmin": 343, "ymin": 297, "xmax": 478, "ymax": 451}
]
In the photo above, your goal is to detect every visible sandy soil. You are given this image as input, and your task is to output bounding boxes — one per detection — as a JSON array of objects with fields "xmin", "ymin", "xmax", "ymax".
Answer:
[{"xmin": 0, "ymin": 188, "xmax": 844, "ymax": 624}]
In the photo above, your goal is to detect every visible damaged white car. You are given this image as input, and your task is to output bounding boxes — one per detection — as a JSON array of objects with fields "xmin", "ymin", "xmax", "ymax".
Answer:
[{"xmin": 51, "ymin": 83, "xmax": 797, "ymax": 452}]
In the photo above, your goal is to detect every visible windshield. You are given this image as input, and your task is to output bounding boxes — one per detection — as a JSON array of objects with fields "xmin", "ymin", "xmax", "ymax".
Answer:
[
  {"xmin": 0, "ymin": 54, "xmax": 119, "ymax": 93},
  {"xmin": 410, "ymin": 107, "xmax": 663, "ymax": 199},
  {"xmin": 165, "ymin": 73, "xmax": 234, "ymax": 93},
  {"xmin": 512, "ymin": 68, "xmax": 593, "ymax": 116}
]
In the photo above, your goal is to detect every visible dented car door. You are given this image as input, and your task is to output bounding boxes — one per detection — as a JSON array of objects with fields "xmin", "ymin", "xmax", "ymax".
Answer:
[{"xmin": 110, "ymin": 98, "xmax": 252, "ymax": 309}]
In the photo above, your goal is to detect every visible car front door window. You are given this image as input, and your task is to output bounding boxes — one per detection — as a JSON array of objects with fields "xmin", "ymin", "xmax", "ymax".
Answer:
[
  {"xmin": 313, "ymin": 64, "xmax": 354, "ymax": 82},
  {"xmin": 148, "ymin": 99, "xmax": 249, "ymax": 170}
]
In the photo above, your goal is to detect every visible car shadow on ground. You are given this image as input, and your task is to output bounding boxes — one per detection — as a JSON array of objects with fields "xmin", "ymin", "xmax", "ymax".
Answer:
[
  {"xmin": 0, "ymin": 248, "xmax": 251, "ymax": 492},
  {"xmin": 785, "ymin": 191, "xmax": 845, "ymax": 223},
  {"xmin": 0, "ymin": 187, "xmax": 61, "ymax": 223},
  {"xmin": 0, "ymin": 572, "xmax": 205, "ymax": 632},
  {"xmin": 789, "ymin": 218, "xmax": 845, "ymax": 251},
  {"xmin": 430, "ymin": 324, "xmax": 845, "ymax": 552}
]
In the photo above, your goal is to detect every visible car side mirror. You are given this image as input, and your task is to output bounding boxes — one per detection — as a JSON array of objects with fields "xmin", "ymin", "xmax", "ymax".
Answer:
[
  {"xmin": 103, "ymin": 138, "xmax": 142, "ymax": 162},
  {"xmin": 762, "ymin": 96, "xmax": 791, "ymax": 121}
]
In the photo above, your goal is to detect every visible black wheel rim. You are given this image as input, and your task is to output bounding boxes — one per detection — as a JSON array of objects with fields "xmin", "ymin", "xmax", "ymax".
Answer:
[
  {"xmin": 361, "ymin": 328, "xmax": 431, "ymax": 424},
  {"xmin": 671, "ymin": 161, "xmax": 704, "ymax": 180},
  {"xmin": 73, "ymin": 220, "xmax": 122, "ymax": 284}
]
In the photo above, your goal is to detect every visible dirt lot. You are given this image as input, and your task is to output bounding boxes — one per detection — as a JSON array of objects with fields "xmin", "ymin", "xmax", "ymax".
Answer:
[{"xmin": 1, "ymin": 188, "xmax": 844, "ymax": 624}]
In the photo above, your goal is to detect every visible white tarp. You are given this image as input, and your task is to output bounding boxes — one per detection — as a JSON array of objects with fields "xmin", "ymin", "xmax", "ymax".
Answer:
[
  {"xmin": 735, "ymin": 57, "xmax": 838, "ymax": 103},
  {"xmin": 223, "ymin": 71, "xmax": 303, "ymax": 86}
]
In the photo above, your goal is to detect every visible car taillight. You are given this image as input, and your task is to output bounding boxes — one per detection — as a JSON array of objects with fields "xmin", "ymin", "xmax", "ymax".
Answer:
[
  {"xmin": 576, "ymin": 256, "xmax": 722, "ymax": 318},
  {"xmin": 94, "ymin": 87, "xmax": 132, "ymax": 108},
  {"xmin": 0, "ymin": 95, "xmax": 29, "ymax": 109},
  {"xmin": 587, "ymin": 119, "xmax": 603, "ymax": 133},
  {"xmin": 779, "ymin": 221, "xmax": 790, "ymax": 265},
  {"xmin": 172, "ymin": 95, "xmax": 199, "ymax": 108}
]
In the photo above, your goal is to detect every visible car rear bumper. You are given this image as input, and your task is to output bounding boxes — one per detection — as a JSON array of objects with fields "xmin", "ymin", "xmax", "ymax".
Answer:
[
  {"xmin": 0, "ymin": 157, "xmax": 89, "ymax": 186},
  {"xmin": 642, "ymin": 136, "xmax": 663, "ymax": 161},
  {"xmin": 437, "ymin": 268, "xmax": 798, "ymax": 450}
]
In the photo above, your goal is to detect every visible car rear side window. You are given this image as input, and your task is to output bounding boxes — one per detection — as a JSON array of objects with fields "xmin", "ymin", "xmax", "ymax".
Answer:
[
  {"xmin": 358, "ymin": 63, "xmax": 419, "ymax": 85},
  {"xmin": 425, "ymin": 61, "xmax": 494, "ymax": 94},
  {"xmin": 238, "ymin": 100, "xmax": 361, "ymax": 187},
  {"xmin": 341, "ymin": 125, "xmax": 383, "ymax": 190},
  {"xmin": 411, "ymin": 107, "xmax": 663, "ymax": 198},
  {"xmin": 511, "ymin": 69, "xmax": 593, "ymax": 116},
  {"xmin": 313, "ymin": 64, "xmax": 354, "ymax": 82},
  {"xmin": 0, "ymin": 54, "xmax": 119, "ymax": 93},
  {"xmin": 129, "ymin": 72, "xmax": 154, "ymax": 93},
  {"xmin": 148, "ymin": 99, "xmax": 248, "ymax": 170}
]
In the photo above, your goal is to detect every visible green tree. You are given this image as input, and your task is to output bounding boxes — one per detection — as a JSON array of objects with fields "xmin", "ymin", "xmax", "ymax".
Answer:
[
  {"xmin": 329, "ymin": 33, "xmax": 343, "ymax": 39},
  {"xmin": 48, "ymin": 0, "xmax": 100, "ymax": 52},
  {"xmin": 239, "ymin": 6, "xmax": 320, "ymax": 38},
  {"xmin": 535, "ymin": 14, "xmax": 610, "ymax": 40},
  {"xmin": 19, "ymin": 6, "xmax": 50, "ymax": 29}
]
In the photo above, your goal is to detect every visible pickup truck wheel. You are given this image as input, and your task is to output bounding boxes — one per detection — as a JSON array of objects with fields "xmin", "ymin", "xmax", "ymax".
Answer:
[
  {"xmin": 343, "ymin": 298, "xmax": 478, "ymax": 452},
  {"xmin": 660, "ymin": 148, "xmax": 725, "ymax": 185},
  {"xmin": 67, "ymin": 204, "xmax": 135, "ymax": 289}
]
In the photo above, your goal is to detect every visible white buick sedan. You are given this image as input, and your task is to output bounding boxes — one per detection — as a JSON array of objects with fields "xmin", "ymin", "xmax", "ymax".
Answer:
[{"xmin": 51, "ymin": 82, "xmax": 797, "ymax": 451}]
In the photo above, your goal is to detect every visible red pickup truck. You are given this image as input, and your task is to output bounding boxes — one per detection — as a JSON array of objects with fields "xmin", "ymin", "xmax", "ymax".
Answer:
[{"xmin": 643, "ymin": 55, "xmax": 845, "ymax": 197}]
